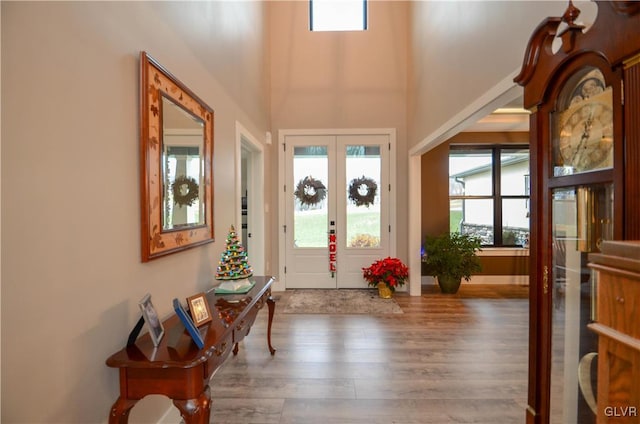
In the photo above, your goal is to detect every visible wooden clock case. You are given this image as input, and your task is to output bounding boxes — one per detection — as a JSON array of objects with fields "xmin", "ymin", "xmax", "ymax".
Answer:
[{"xmin": 515, "ymin": 2, "xmax": 640, "ymax": 423}]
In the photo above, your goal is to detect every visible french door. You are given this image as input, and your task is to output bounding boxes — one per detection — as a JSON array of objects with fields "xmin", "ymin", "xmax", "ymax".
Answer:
[{"xmin": 282, "ymin": 132, "xmax": 392, "ymax": 289}]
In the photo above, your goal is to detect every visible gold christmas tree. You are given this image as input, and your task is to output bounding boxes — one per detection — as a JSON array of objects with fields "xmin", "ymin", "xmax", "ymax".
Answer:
[{"xmin": 215, "ymin": 225, "xmax": 253, "ymax": 280}]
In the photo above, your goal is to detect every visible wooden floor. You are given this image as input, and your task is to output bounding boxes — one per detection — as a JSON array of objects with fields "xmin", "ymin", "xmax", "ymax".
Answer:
[{"xmin": 209, "ymin": 283, "xmax": 530, "ymax": 424}]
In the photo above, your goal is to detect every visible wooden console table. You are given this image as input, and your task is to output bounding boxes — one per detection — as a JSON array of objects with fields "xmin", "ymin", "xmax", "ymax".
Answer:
[{"xmin": 106, "ymin": 276, "xmax": 276, "ymax": 424}]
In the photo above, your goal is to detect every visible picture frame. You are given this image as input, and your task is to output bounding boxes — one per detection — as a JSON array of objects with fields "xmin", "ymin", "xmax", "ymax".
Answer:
[
  {"xmin": 173, "ymin": 298, "xmax": 205, "ymax": 349},
  {"xmin": 138, "ymin": 293, "xmax": 165, "ymax": 347},
  {"xmin": 186, "ymin": 292, "xmax": 213, "ymax": 327}
]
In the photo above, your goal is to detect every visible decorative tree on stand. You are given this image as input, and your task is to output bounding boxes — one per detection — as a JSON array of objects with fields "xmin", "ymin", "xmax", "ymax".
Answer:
[{"xmin": 216, "ymin": 225, "xmax": 253, "ymax": 281}]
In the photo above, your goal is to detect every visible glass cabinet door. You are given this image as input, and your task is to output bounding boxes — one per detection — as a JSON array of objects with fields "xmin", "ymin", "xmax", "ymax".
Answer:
[{"xmin": 549, "ymin": 184, "xmax": 614, "ymax": 423}]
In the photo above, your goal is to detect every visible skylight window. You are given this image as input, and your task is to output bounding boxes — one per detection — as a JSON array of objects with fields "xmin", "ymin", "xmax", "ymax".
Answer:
[{"xmin": 310, "ymin": 0, "xmax": 367, "ymax": 32}]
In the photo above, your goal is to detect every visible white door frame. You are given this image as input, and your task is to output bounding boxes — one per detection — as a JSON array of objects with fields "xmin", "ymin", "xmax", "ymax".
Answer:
[
  {"xmin": 235, "ymin": 121, "xmax": 265, "ymax": 275},
  {"xmin": 407, "ymin": 72, "xmax": 523, "ymax": 296},
  {"xmin": 278, "ymin": 128, "xmax": 397, "ymax": 290}
]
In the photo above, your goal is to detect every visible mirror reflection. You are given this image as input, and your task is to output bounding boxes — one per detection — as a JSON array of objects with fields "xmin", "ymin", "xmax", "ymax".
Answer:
[
  {"xmin": 161, "ymin": 95, "xmax": 205, "ymax": 230},
  {"xmin": 140, "ymin": 51, "xmax": 214, "ymax": 262}
]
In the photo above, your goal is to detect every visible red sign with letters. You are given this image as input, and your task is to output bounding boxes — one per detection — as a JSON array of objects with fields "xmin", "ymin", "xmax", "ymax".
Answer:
[{"xmin": 329, "ymin": 232, "xmax": 337, "ymax": 273}]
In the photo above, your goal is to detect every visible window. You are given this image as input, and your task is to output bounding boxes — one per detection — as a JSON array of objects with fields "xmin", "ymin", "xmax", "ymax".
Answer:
[
  {"xmin": 449, "ymin": 146, "xmax": 530, "ymax": 247},
  {"xmin": 309, "ymin": 0, "xmax": 367, "ymax": 32}
]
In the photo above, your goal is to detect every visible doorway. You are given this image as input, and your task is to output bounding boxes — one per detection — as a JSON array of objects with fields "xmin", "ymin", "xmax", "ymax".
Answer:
[
  {"xmin": 236, "ymin": 122, "xmax": 265, "ymax": 275},
  {"xmin": 280, "ymin": 129, "xmax": 395, "ymax": 289}
]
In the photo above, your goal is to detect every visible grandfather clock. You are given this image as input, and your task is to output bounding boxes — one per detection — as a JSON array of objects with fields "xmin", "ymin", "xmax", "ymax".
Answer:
[{"xmin": 515, "ymin": 2, "xmax": 640, "ymax": 423}]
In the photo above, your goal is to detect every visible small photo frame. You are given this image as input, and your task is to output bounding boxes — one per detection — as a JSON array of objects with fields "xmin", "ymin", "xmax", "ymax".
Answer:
[
  {"xmin": 173, "ymin": 299, "xmax": 205, "ymax": 349},
  {"xmin": 138, "ymin": 293, "xmax": 164, "ymax": 347},
  {"xmin": 186, "ymin": 292, "xmax": 213, "ymax": 327}
]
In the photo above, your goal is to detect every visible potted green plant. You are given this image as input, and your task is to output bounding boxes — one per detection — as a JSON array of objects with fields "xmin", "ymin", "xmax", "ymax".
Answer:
[{"xmin": 422, "ymin": 232, "xmax": 482, "ymax": 294}]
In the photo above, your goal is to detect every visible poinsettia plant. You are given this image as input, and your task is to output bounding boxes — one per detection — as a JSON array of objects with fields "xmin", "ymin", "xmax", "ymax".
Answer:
[{"xmin": 362, "ymin": 257, "xmax": 409, "ymax": 292}]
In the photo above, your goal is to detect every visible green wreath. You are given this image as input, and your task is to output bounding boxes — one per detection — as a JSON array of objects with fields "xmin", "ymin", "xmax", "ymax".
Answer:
[
  {"xmin": 171, "ymin": 175, "xmax": 200, "ymax": 207},
  {"xmin": 348, "ymin": 176, "xmax": 378, "ymax": 207},
  {"xmin": 294, "ymin": 176, "xmax": 327, "ymax": 207}
]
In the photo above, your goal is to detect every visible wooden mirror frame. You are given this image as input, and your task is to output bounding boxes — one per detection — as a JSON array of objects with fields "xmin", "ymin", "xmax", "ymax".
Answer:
[{"xmin": 140, "ymin": 52, "xmax": 214, "ymax": 262}]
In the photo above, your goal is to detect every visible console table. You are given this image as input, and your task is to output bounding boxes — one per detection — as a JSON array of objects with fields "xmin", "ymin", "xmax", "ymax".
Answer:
[{"xmin": 106, "ymin": 276, "xmax": 276, "ymax": 424}]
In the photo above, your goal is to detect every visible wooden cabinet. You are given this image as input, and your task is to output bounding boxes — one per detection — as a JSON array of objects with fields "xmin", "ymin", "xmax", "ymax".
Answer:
[
  {"xmin": 588, "ymin": 241, "xmax": 640, "ymax": 423},
  {"xmin": 515, "ymin": 2, "xmax": 640, "ymax": 423}
]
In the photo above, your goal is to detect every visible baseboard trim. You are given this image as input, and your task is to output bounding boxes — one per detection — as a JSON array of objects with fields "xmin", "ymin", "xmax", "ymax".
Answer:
[
  {"xmin": 467, "ymin": 275, "xmax": 529, "ymax": 285},
  {"xmin": 422, "ymin": 275, "xmax": 529, "ymax": 285}
]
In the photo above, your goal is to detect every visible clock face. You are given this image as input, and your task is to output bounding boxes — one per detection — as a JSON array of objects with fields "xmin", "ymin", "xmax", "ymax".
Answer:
[{"xmin": 553, "ymin": 71, "xmax": 614, "ymax": 175}]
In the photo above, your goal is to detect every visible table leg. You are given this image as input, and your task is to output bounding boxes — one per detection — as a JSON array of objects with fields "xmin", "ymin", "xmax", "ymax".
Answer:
[
  {"xmin": 109, "ymin": 396, "xmax": 138, "ymax": 424},
  {"xmin": 173, "ymin": 386, "xmax": 211, "ymax": 424},
  {"xmin": 267, "ymin": 295, "xmax": 276, "ymax": 355}
]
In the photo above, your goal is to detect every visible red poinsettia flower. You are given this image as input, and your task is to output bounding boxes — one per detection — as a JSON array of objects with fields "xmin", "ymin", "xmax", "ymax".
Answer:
[{"xmin": 362, "ymin": 257, "xmax": 409, "ymax": 291}]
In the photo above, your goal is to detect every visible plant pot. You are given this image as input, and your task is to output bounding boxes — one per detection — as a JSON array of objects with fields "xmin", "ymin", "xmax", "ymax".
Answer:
[
  {"xmin": 437, "ymin": 274, "xmax": 462, "ymax": 294},
  {"xmin": 377, "ymin": 282, "xmax": 393, "ymax": 299}
]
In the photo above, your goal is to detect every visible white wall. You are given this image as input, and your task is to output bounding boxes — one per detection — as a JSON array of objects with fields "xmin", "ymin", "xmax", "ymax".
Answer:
[
  {"xmin": 407, "ymin": 1, "xmax": 584, "ymax": 148},
  {"xmin": 269, "ymin": 0, "xmax": 410, "ymax": 263},
  {"xmin": 1, "ymin": 2, "xmax": 269, "ymax": 423},
  {"xmin": 405, "ymin": 1, "xmax": 595, "ymax": 292}
]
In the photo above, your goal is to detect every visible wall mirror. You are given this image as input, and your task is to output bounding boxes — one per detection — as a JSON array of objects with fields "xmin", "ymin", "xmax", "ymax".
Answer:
[{"xmin": 140, "ymin": 52, "xmax": 214, "ymax": 262}]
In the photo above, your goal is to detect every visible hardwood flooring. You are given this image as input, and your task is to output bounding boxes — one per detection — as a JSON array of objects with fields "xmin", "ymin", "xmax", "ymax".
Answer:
[{"xmin": 209, "ymin": 283, "xmax": 530, "ymax": 423}]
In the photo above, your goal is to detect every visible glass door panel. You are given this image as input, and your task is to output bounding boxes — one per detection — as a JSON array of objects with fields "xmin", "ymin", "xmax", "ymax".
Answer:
[
  {"xmin": 335, "ymin": 135, "xmax": 390, "ymax": 289},
  {"xmin": 293, "ymin": 146, "xmax": 329, "ymax": 248},
  {"xmin": 345, "ymin": 145, "xmax": 381, "ymax": 248},
  {"xmin": 549, "ymin": 184, "xmax": 613, "ymax": 424},
  {"xmin": 285, "ymin": 137, "xmax": 336, "ymax": 289}
]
